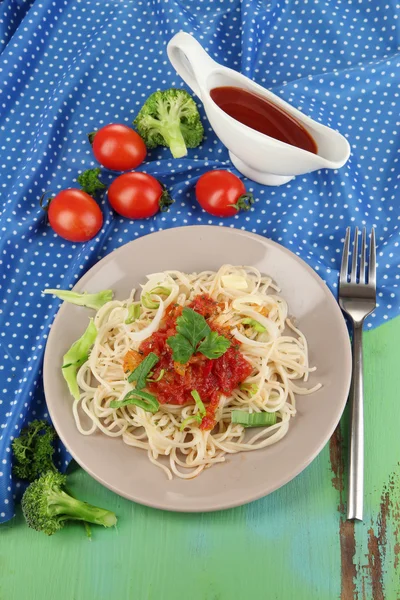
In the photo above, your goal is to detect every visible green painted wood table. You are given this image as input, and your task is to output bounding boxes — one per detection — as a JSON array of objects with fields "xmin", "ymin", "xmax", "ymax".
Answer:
[{"xmin": 1, "ymin": 318, "xmax": 399, "ymax": 600}]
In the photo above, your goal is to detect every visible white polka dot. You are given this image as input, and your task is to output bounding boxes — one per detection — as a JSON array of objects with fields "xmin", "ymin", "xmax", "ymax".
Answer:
[{"xmin": 0, "ymin": 0, "xmax": 398, "ymax": 523}]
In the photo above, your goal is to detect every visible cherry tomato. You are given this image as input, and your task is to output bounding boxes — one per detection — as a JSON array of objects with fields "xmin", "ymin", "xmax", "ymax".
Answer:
[
  {"xmin": 47, "ymin": 189, "xmax": 103, "ymax": 242},
  {"xmin": 107, "ymin": 172, "xmax": 173, "ymax": 219},
  {"xmin": 195, "ymin": 170, "xmax": 254, "ymax": 217},
  {"xmin": 91, "ymin": 124, "xmax": 146, "ymax": 171}
]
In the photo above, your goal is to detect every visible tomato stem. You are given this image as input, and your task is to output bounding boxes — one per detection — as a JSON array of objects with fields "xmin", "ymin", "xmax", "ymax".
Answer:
[
  {"xmin": 39, "ymin": 191, "xmax": 54, "ymax": 212},
  {"xmin": 158, "ymin": 181, "xmax": 174, "ymax": 213},
  {"xmin": 228, "ymin": 192, "xmax": 254, "ymax": 212},
  {"xmin": 87, "ymin": 131, "xmax": 97, "ymax": 145}
]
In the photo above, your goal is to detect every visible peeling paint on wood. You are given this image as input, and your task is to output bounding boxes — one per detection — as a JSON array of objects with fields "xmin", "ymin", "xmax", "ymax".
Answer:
[
  {"xmin": 329, "ymin": 425, "xmax": 345, "ymax": 509},
  {"xmin": 340, "ymin": 520, "xmax": 358, "ymax": 600},
  {"xmin": 329, "ymin": 423, "xmax": 358, "ymax": 600},
  {"xmin": 367, "ymin": 527, "xmax": 384, "ymax": 600},
  {"xmin": 388, "ymin": 470, "xmax": 400, "ymax": 572},
  {"xmin": 366, "ymin": 491, "xmax": 389, "ymax": 600},
  {"xmin": 330, "ymin": 423, "xmax": 400, "ymax": 600}
]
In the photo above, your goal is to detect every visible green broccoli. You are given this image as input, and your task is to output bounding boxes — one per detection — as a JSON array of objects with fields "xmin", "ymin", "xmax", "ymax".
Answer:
[
  {"xmin": 21, "ymin": 471, "xmax": 117, "ymax": 536},
  {"xmin": 134, "ymin": 88, "xmax": 204, "ymax": 158},
  {"xmin": 12, "ymin": 420, "xmax": 56, "ymax": 482},
  {"xmin": 77, "ymin": 168, "xmax": 106, "ymax": 197}
]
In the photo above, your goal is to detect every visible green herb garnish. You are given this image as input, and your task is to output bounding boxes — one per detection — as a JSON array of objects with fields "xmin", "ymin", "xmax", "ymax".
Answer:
[
  {"xmin": 167, "ymin": 334, "xmax": 194, "ymax": 364},
  {"xmin": 198, "ymin": 330, "xmax": 231, "ymax": 359},
  {"xmin": 110, "ymin": 389, "xmax": 159, "ymax": 413},
  {"xmin": 176, "ymin": 308, "xmax": 211, "ymax": 347},
  {"xmin": 167, "ymin": 307, "xmax": 231, "ymax": 364},
  {"xmin": 127, "ymin": 352, "xmax": 159, "ymax": 389}
]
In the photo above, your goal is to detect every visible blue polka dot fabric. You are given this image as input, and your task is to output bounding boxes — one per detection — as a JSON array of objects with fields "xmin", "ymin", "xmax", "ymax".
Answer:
[{"xmin": 0, "ymin": 0, "xmax": 399, "ymax": 522}]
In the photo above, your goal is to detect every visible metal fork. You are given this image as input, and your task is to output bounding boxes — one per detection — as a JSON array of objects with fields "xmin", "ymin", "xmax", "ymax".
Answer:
[{"xmin": 339, "ymin": 227, "xmax": 376, "ymax": 521}]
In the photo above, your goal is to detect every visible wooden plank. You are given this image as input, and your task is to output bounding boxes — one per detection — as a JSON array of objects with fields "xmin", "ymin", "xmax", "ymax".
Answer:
[{"xmin": 0, "ymin": 318, "xmax": 399, "ymax": 600}]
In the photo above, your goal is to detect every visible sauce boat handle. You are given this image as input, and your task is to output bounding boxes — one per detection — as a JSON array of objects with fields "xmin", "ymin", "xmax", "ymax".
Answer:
[{"xmin": 167, "ymin": 32, "xmax": 217, "ymax": 99}]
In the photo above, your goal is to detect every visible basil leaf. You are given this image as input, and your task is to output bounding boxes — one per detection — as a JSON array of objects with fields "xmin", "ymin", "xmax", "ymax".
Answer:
[
  {"xmin": 167, "ymin": 307, "xmax": 230, "ymax": 363},
  {"xmin": 198, "ymin": 331, "xmax": 231, "ymax": 359},
  {"xmin": 128, "ymin": 352, "xmax": 159, "ymax": 389},
  {"xmin": 167, "ymin": 334, "xmax": 194, "ymax": 364},
  {"xmin": 176, "ymin": 308, "xmax": 211, "ymax": 349}
]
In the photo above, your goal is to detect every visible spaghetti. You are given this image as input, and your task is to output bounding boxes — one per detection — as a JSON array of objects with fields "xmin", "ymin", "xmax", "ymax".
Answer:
[{"xmin": 74, "ymin": 265, "xmax": 321, "ymax": 479}]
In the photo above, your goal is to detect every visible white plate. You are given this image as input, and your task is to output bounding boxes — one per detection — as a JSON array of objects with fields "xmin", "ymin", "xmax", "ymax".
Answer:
[{"xmin": 43, "ymin": 226, "xmax": 351, "ymax": 512}]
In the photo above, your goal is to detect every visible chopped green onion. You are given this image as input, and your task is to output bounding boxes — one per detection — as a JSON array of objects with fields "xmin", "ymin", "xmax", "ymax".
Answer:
[
  {"xmin": 147, "ymin": 369, "xmax": 165, "ymax": 383},
  {"xmin": 142, "ymin": 293, "xmax": 160, "ymax": 310},
  {"xmin": 239, "ymin": 382, "xmax": 259, "ymax": 396},
  {"xmin": 231, "ymin": 410, "xmax": 277, "ymax": 428},
  {"xmin": 150, "ymin": 286, "xmax": 171, "ymax": 297},
  {"xmin": 191, "ymin": 390, "xmax": 206, "ymax": 417},
  {"xmin": 125, "ymin": 303, "xmax": 141, "ymax": 325},
  {"xmin": 242, "ymin": 318, "xmax": 266, "ymax": 333},
  {"xmin": 110, "ymin": 389, "xmax": 159, "ymax": 413},
  {"xmin": 180, "ymin": 415, "xmax": 202, "ymax": 431},
  {"xmin": 128, "ymin": 352, "xmax": 159, "ymax": 389}
]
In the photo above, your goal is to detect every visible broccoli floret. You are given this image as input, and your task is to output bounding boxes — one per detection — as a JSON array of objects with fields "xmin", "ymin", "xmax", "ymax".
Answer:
[
  {"xmin": 134, "ymin": 89, "xmax": 204, "ymax": 158},
  {"xmin": 12, "ymin": 420, "xmax": 56, "ymax": 482},
  {"xmin": 77, "ymin": 168, "xmax": 106, "ymax": 197},
  {"xmin": 21, "ymin": 471, "xmax": 117, "ymax": 536}
]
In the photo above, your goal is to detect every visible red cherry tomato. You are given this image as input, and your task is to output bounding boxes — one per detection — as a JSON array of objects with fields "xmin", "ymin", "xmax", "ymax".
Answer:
[
  {"xmin": 195, "ymin": 170, "xmax": 254, "ymax": 217},
  {"xmin": 107, "ymin": 172, "xmax": 173, "ymax": 219},
  {"xmin": 91, "ymin": 124, "xmax": 146, "ymax": 171},
  {"xmin": 47, "ymin": 189, "xmax": 103, "ymax": 242}
]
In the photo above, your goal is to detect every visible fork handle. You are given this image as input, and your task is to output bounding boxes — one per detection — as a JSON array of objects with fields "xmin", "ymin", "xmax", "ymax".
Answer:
[{"xmin": 347, "ymin": 323, "xmax": 364, "ymax": 521}]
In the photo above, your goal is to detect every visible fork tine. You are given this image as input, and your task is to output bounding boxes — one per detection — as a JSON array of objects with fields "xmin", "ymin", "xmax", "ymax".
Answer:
[
  {"xmin": 359, "ymin": 228, "xmax": 366, "ymax": 284},
  {"xmin": 340, "ymin": 227, "xmax": 351, "ymax": 283},
  {"xmin": 350, "ymin": 227, "xmax": 359, "ymax": 283},
  {"xmin": 368, "ymin": 227, "xmax": 376, "ymax": 287}
]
